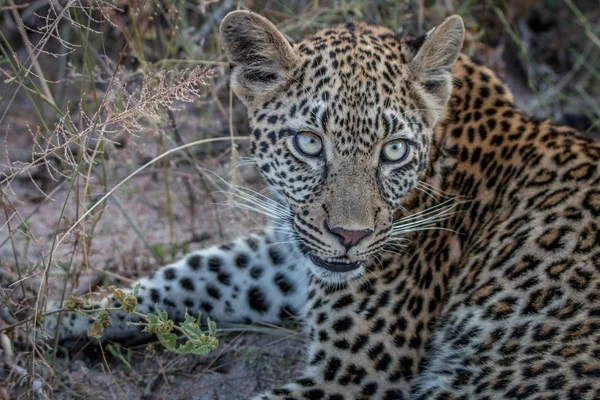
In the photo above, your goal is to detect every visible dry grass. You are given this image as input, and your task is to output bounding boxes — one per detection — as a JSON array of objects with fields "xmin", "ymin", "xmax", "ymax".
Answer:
[{"xmin": 0, "ymin": 0, "xmax": 598, "ymax": 398}]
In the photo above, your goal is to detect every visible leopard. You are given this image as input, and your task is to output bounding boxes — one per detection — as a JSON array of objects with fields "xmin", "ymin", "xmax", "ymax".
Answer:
[{"xmin": 45, "ymin": 10, "xmax": 600, "ymax": 400}]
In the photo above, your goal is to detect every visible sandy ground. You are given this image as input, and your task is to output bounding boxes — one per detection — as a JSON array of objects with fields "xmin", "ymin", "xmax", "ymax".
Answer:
[{"xmin": 52, "ymin": 332, "xmax": 307, "ymax": 399}]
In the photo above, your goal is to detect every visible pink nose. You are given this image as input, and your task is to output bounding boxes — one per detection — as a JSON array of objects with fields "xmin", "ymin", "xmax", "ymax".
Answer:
[{"xmin": 328, "ymin": 225, "xmax": 374, "ymax": 249}]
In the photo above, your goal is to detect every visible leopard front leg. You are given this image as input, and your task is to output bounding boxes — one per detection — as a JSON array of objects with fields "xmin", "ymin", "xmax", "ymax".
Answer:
[
  {"xmin": 252, "ymin": 377, "xmax": 350, "ymax": 400},
  {"xmin": 250, "ymin": 316, "xmax": 413, "ymax": 400},
  {"xmin": 252, "ymin": 372, "xmax": 409, "ymax": 400},
  {"xmin": 44, "ymin": 230, "xmax": 309, "ymax": 343}
]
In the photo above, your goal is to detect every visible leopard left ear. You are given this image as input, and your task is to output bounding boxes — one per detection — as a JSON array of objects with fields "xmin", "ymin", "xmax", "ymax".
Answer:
[{"xmin": 410, "ymin": 15, "xmax": 465, "ymax": 120}]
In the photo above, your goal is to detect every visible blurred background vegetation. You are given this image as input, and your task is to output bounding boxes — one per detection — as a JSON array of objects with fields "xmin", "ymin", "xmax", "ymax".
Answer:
[{"xmin": 0, "ymin": 0, "xmax": 599, "ymax": 398}]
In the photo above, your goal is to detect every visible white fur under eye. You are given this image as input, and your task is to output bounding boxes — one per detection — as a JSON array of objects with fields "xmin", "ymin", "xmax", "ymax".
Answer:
[
  {"xmin": 382, "ymin": 139, "xmax": 409, "ymax": 162},
  {"xmin": 294, "ymin": 132, "xmax": 323, "ymax": 157}
]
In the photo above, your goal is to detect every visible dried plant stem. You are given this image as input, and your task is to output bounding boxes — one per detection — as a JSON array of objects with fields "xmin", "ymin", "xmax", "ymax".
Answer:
[
  {"xmin": 1, "ymin": 193, "xmax": 27, "ymax": 300},
  {"xmin": 159, "ymin": 129, "xmax": 175, "ymax": 251},
  {"xmin": 167, "ymin": 110, "xmax": 199, "ymax": 236},
  {"xmin": 109, "ymin": 193, "xmax": 164, "ymax": 264},
  {"xmin": 8, "ymin": 0, "xmax": 55, "ymax": 107}
]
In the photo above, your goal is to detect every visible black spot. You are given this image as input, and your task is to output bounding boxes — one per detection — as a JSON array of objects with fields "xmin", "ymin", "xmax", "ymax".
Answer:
[
  {"xmin": 310, "ymin": 350, "xmax": 326, "ymax": 365},
  {"xmin": 248, "ymin": 287, "xmax": 269, "ymax": 314},
  {"xmin": 324, "ymin": 357, "xmax": 342, "ymax": 381},
  {"xmin": 332, "ymin": 316, "xmax": 353, "ymax": 332},
  {"xmin": 546, "ymin": 374, "xmax": 567, "ymax": 391},
  {"xmin": 303, "ymin": 389, "xmax": 325, "ymax": 400},
  {"xmin": 246, "ymin": 237, "xmax": 259, "ymax": 251},
  {"xmin": 201, "ymin": 301, "xmax": 213, "ymax": 312},
  {"xmin": 218, "ymin": 272, "xmax": 231, "ymax": 286},
  {"xmin": 187, "ymin": 255, "xmax": 202, "ymax": 270},
  {"xmin": 332, "ymin": 294, "xmax": 354, "ymax": 309},
  {"xmin": 250, "ymin": 266, "xmax": 263, "ymax": 279},
  {"xmin": 208, "ymin": 256, "xmax": 222, "ymax": 272},
  {"xmin": 368, "ymin": 342, "xmax": 384, "ymax": 359},
  {"xmin": 376, "ymin": 353, "xmax": 392, "ymax": 371},
  {"xmin": 219, "ymin": 242, "xmax": 234, "ymax": 251},
  {"xmin": 274, "ymin": 273, "xmax": 294, "ymax": 294},
  {"xmin": 235, "ymin": 253, "xmax": 250, "ymax": 268},
  {"xmin": 206, "ymin": 284, "xmax": 221, "ymax": 300},
  {"xmin": 362, "ymin": 382, "xmax": 378, "ymax": 395},
  {"xmin": 268, "ymin": 247, "xmax": 285, "ymax": 265},
  {"xmin": 163, "ymin": 267, "xmax": 177, "ymax": 280},
  {"xmin": 278, "ymin": 305, "xmax": 298, "ymax": 320},
  {"xmin": 180, "ymin": 277, "xmax": 195, "ymax": 291},
  {"xmin": 183, "ymin": 298, "xmax": 194, "ymax": 308},
  {"xmin": 150, "ymin": 289, "xmax": 160, "ymax": 303},
  {"xmin": 383, "ymin": 389, "xmax": 406, "ymax": 400},
  {"xmin": 319, "ymin": 330, "xmax": 329, "ymax": 342},
  {"xmin": 480, "ymin": 86, "xmax": 490, "ymax": 97},
  {"xmin": 297, "ymin": 378, "xmax": 316, "ymax": 387},
  {"xmin": 163, "ymin": 298, "xmax": 176, "ymax": 308},
  {"xmin": 351, "ymin": 334, "xmax": 369, "ymax": 352}
]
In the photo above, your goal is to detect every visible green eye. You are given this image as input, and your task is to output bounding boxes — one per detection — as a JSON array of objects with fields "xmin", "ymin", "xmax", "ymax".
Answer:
[
  {"xmin": 382, "ymin": 139, "xmax": 409, "ymax": 162},
  {"xmin": 294, "ymin": 131, "xmax": 323, "ymax": 157}
]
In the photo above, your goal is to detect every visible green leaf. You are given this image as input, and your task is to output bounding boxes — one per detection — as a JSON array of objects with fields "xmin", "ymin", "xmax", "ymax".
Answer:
[
  {"xmin": 156, "ymin": 331, "xmax": 178, "ymax": 351},
  {"xmin": 208, "ymin": 318, "xmax": 217, "ymax": 336},
  {"xmin": 137, "ymin": 307, "xmax": 217, "ymax": 355}
]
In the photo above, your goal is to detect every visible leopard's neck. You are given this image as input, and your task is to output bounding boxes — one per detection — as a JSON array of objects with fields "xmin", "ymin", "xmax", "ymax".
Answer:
[{"xmin": 413, "ymin": 55, "xmax": 562, "ymax": 240}]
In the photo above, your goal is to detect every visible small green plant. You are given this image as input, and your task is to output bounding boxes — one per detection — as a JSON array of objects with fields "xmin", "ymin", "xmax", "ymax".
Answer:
[
  {"xmin": 106, "ymin": 344, "xmax": 135, "ymax": 375},
  {"xmin": 67, "ymin": 284, "xmax": 218, "ymax": 356},
  {"xmin": 136, "ymin": 308, "xmax": 218, "ymax": 356}
]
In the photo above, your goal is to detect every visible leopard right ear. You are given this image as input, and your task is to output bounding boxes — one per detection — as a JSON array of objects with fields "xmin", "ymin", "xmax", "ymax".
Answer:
[
  {"xmin": 220, "ymin": 11, "xmax": 296, "ymax": 104},
  {"xmin": 407, "ymin": 15, "xmax": 464, "ymax": 123}
]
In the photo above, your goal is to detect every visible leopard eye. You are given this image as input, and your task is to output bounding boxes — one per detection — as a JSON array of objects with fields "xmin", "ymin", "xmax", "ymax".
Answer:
[
  {"xmin": 294, "ymin": 131, "xmax": 323, "ymax": 157},
  {"xmin": 381, "ymin": 139, "xmax": 409, "ymax": 163}
]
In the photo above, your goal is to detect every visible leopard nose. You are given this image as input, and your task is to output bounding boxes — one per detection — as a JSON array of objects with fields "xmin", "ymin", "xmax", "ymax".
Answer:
[{"xmin": 326, "ymin": 222, "xmax": 374, "ymax": 249}]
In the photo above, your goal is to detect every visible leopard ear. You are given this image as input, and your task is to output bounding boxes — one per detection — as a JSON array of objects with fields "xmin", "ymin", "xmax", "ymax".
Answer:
[
  {"xmin": 220, "ymin": 11, "xmax": 296, "ymax": 104},
  {"xmin": 409, "ymin": 15, "xmax": 465, "ymax": 119}
]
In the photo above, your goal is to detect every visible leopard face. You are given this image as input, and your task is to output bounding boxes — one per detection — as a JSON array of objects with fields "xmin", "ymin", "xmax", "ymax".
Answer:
[{"xmin": 221, "ymin": 12, "xmax": 464, "ymax": 282}]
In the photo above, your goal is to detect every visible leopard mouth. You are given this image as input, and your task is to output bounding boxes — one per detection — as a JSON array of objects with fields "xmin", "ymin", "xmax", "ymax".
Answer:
[{"xmin": 309, "ymin": 255, "xmax": 361, "ymax": 273}]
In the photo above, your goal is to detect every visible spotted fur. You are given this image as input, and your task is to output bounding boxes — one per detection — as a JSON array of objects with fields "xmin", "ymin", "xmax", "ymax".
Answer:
[{"xmin": 47, "ymin": 11, "xmax": 600, "ymax": 400}]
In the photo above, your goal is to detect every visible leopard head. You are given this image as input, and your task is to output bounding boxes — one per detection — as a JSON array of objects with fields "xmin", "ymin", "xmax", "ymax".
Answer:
[{"xmin": 220, "ymin": 11, "xmax": 464, "ymax": 282}]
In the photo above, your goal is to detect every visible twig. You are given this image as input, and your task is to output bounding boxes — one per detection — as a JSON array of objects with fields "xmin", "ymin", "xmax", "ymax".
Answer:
[
  {"xmin": 8, "ymin": 0, "xmax": 55, "ymax": 107},
  {"xmin": 0, "ymin": 191, "xmax": 27, "ymax": 300},
  {"xmin": 109, "ymin": 193, "xmax": 164, "ymax": 264},
  {"xmin": 166, "ymin": 109, "xmax": 200, "ymax": 237},
  {"xmin": 51, "ymin": 136, "xmax": 248, "ymax": 253},
  {"xmin": 195, "ymin": 0, "xmax": 234, "ymax": 43},
  {"xmin": 1, "ymin": 332, "xmax": 47, "ymax": 398},
  {"xmin": 0, "ymin": 2, "xmax": 29, "ymax": 12},
  {"xmin": 417, "ymin": 0, "xmax": 424, "ymax": 34}
]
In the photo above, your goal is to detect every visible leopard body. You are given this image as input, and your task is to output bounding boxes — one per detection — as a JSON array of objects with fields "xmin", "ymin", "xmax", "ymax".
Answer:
[{"xmin": 48, "ymin": 11, "xmax": 600, "ymax": 400}]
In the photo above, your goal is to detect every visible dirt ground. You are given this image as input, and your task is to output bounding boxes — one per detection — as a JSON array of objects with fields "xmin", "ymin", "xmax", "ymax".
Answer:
[{"xmin": 52, "ymin": 332, "xmax": 306, "ymax": 399}]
